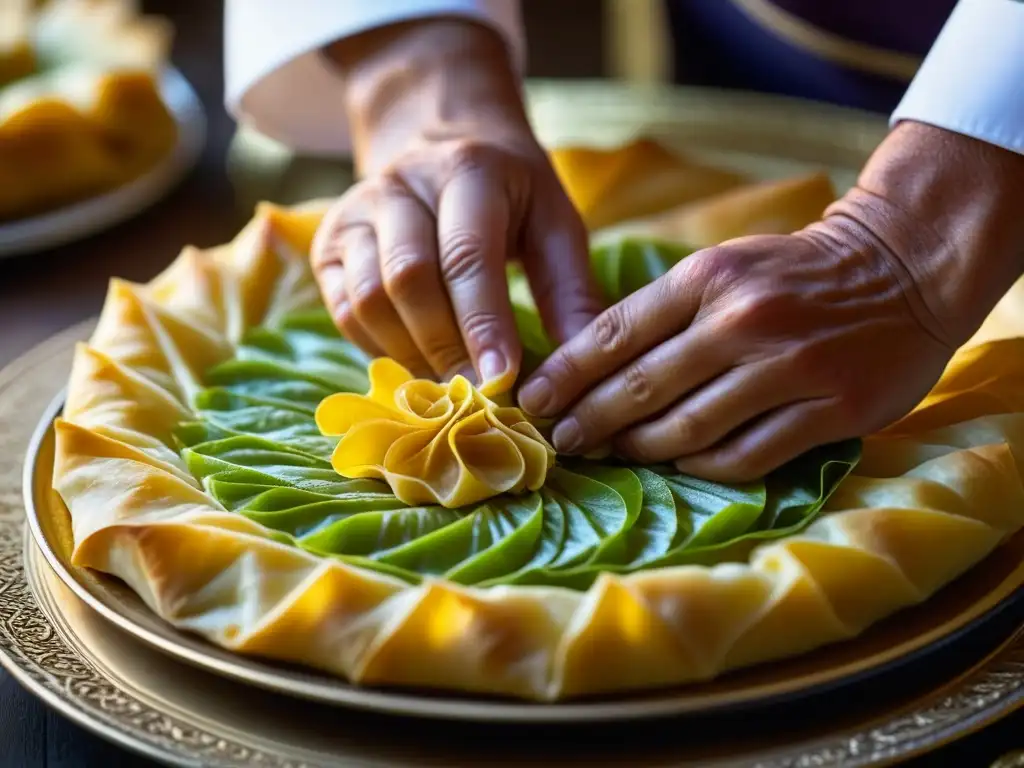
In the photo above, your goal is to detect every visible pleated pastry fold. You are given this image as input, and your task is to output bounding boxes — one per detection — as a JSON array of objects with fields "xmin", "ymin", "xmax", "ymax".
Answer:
[{"xmin": 316, "ymin": 358, "xmax": 555, "ymax": 508}]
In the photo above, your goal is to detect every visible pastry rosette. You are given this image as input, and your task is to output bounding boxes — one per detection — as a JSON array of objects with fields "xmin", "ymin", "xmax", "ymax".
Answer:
[
  {"xmin": 0, "ymin": 0, "xmax": 176, "ymax": 221},
  {"xmin": 315, "ymin": 358, "xmax": 555, "ymax": 508},
  {"xmin": 53, "ymin": 198, "xmax": 1024, "ymax": 701}
]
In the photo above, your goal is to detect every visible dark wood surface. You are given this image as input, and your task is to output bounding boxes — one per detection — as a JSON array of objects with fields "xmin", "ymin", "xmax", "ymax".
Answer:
[{"xmin": 0, "ymin": 2, "xmax": 1020, "ymax": 766}]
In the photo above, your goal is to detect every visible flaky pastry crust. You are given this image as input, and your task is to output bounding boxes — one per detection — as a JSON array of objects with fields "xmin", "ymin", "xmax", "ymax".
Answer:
[{"xmin": 53, "ymin": 202, "xmax": 1024, "ymax": 700}]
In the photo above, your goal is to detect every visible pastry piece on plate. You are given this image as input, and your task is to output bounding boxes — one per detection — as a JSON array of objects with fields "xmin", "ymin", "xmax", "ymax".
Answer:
[
  {"xmin": 0, "ymin": 0, "xmax": 176, "ymax": 222},
  {"xmin": 32, "ymin": 0, "xmax": 172, "ymax": 71},
  {"xmin": 0, "ymin": 0, "xmax": 35, "ymax": 87},
  {"xmin": 317, "ymin": 358, "xmax": 555, "ymax": 508},
  {"xmin": 596, "ymin": 171, "xmax": 837, "ymax": 248},
  {"xmin": 50, "ymin": 200, "xmax": 1024, "ymax": 701},
  {"xmin": 550, "ymin": 138, "xmax": 748, "ymax": 230},
  {"xmin": 0, "ymin": 67, "xmax": 177, "ymax": 220}
]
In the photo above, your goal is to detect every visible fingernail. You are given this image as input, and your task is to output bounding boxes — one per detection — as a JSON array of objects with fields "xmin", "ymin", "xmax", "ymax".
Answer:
[
  {"xmin": 519, "ymin": 376, "xmax": 554, "ymax": 416},
  {"xmin": 553, "ymin": 418, "xmax": 583, "ymax": 453},
  {"xmin": 478, "ymin": 349, "xmax": 506, "ymax": 383}
]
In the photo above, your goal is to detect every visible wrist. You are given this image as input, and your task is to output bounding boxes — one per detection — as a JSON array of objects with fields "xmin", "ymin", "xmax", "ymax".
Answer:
[
  {"xmin": 834, "ymin": 121, "xmax": 1024, "ymax": 346},
  {"xmin": 326, "ymin": 19, "xmax": 526, "ymax": 175}
]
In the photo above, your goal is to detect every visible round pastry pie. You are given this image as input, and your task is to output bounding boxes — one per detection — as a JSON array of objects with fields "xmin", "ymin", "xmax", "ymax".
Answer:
[
  {"xmin": 52, "ymin": 194, "xmax": 1024, "ymax": 701},
  {"xmin": 0, "ymin": 0, "xmax": 176, "ymax": 221}
]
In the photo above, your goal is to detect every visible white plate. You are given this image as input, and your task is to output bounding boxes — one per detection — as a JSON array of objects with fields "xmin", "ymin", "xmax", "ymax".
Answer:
[{"xmin": 0, "ymin": 67, "xmax": 206, "ymax": 259}]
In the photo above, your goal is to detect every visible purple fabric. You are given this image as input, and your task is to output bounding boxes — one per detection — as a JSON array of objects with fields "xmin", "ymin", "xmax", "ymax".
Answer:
[
  {"xmin": 770, "ymin": 0, "xmax": 953, "ymax": 54},
  {"xmin": 665, "ymin": 0, "xmax": 957, "ymax": 114}
]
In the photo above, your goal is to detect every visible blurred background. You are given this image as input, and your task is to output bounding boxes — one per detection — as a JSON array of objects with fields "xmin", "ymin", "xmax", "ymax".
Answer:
[{"xmin": 0, "ymin": 0, "xmax": 664, "ymax": 363}]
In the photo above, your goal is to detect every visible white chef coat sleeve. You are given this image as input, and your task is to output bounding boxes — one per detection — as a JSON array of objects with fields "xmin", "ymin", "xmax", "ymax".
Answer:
[
  {"xmin": 891, "ymin": 0, "xmax": 1024, "ymax": 155},
  {"xmin": 224, "ymin": 1, "xmax": 525, "ymax": 157}
]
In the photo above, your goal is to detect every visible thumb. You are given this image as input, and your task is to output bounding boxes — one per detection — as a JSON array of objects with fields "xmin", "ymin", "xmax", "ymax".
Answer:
[{"xmin": 523, "ymin": 196, "xmax": 605, "ymax": 345}]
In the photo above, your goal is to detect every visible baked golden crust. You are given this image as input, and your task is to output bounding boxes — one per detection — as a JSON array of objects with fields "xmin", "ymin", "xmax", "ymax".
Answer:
[
  {"xmin": 0, "ymin": 0, "xmax": 176, "ymax": 221},
  {"xmin": 596, "ymin": 171, "xmax": 838, "ymax": 248},
  {"xmin": 550, "ymin": 139, "xmax": 748, "ymax": 231},
  {"xmin": 52, "ymin": 201, "xmax": 1024, "ymax": 700}
]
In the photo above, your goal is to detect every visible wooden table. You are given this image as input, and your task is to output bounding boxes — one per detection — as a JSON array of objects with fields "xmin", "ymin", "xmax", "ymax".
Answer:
[{"xmin": 0, "ymin": 2, "xmax": 1020, "ymax": 765}]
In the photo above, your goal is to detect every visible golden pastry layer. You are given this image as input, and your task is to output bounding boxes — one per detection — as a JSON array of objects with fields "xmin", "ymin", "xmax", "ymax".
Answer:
[
  {"xmin": 550, "ymin": 139, "xmax": 748, "ymax": 231},
  {"xmin": 595, "ymin": 171, "xmax": 838, "ymax": 248},
  {"xmin": 316, "ymin": 358, "xmax": 555, "ymax": 508},
  {"xmin": 52, "ymin": 201, "xmax": 1024, "ymax": 700}
]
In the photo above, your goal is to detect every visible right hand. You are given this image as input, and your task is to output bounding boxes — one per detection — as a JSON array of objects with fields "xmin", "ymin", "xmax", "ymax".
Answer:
[{"xmin": 311, "ymin": 20, "xmax": 603, "ymax": 388}]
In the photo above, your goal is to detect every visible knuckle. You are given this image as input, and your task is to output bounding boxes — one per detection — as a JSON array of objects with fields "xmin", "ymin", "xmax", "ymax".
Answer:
[
  {"xmin": 616, "ymin": 430, "xmax": 651, "ymax": 463},
  {"xmin": 591, "ymin": 306, "xmax": 630, "ymax": 355},
  {"xmin": 429, "ymin": 345, "xmax": 471, "ymax": 377},
  {"xmin": 717, "ymin": 290, "xmax": 762, "ymax": 327},
  {"xmin": 375, "ymin": 170, "xmax": 412, "ymax": 199},
  {"xmin": 459, "ymin": 309, "xmax": 503, "ymax": 349},
  {"xmin": 316, "ymin": 186, "xmax": 372, "ymax": 237},
  {"xmin": 383, "ymin": 247, "xmax": 435, "ymax": 299},
  {"xmin": 332, "ymin": 299, "xmax": 355, "ymax": 330},
  {"xmin": 622, "ymin": 361, "xmax": 654, "ymax": 404},
  {"xmin": 333, "ymin": 303, "xmax": 364, "ymax": 343},
  {"xmin": 668, "ymin": 410, "xmax": 706, "ymax": 450},
  {"xmin": 349, "ymin": 277, "xmax": 387, "ymax": 319},
  {"xmin": 439, "ymin": 230, "xmax": 487, "ymax": 285},
  {"xmin": 311, "ymin": 235, "xmax": 343, "ymax": 272},
  {"xmin": 699, "ymin": 245, "xmax": 744, "ymax": 284},
  {"xmin": 321, "ymin": 185, "xmax": 364, "ymax": 225},
  {"xmin": 310, "ymin": 211, "xmax": 351, "ymax": 269},
  {"xmin": 449, "ymin": 140, "xmax": 497, "ymax": 176}
]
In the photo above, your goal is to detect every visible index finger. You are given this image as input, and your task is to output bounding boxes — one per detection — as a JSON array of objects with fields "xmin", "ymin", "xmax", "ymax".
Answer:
[
  {"xmin": 436, "ymin": 163, "xmax": 521, "ymax": 392},
  {"xmin": 518, "ymin": 267, "xmax": 699, "ymax": 418}
]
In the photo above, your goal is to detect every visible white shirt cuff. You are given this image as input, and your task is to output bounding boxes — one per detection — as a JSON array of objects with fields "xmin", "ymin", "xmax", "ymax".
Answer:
[
  {"xmin": 224, "ymin": 0, "xmax": 525, "ymax": 157},
  {"xmin": 891, "ymin": 0, "xmax": 1024, "ymax": 156}
]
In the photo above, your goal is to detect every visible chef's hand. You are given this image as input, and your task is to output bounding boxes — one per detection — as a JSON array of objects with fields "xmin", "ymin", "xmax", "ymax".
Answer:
[
  {"xmin": 311, "ymin": 20, "xmax": 602, "ymax": 385},
  {"xmin": 518, "ymin": 122, "xmax": 1024, "ymax": 482}
]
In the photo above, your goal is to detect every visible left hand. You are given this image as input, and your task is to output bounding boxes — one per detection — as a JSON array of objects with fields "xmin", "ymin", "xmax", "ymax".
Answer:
[{"xmin": 517, "ymin": 219, "xmax": 955, "ymax": 482}]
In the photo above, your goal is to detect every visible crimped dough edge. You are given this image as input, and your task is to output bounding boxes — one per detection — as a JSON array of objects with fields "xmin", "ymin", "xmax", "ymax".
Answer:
[{"xmin": 52, "ymin": 200, "xmax": 1024, "ymax": 701}]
